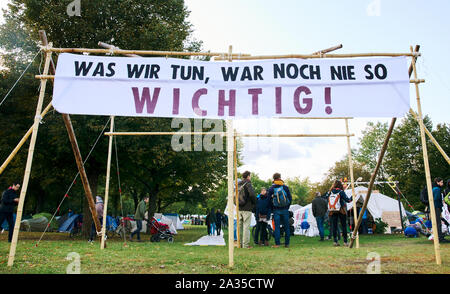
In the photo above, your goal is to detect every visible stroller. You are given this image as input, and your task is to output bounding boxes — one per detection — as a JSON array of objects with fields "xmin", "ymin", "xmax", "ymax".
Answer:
[{"xmin": 149, "ymin": 217, "xmax": 174, "ymax": 243}]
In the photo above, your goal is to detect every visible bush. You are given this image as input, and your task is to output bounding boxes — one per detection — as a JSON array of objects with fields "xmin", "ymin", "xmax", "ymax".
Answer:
[{"xmin": 374, "ymin": 218, "xmax": 388, "ymax": 234}]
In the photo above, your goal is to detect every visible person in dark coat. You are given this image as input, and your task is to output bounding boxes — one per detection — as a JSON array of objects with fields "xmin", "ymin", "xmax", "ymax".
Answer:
[
  {"xmin": 327, "ymin": 180, "xmax": 352, "ymax": 247},
  {"xmin": 312, "ymin": 191, "xmax": 327, "ymax": 241},
  {"xmin": 0, "ymin": 182, "xmax": 20, "ymax": 242},
  {"xmin": 238, "ymin": 171, "xmax": 257, "ymax": 248},
  {"xmin": 215, "ymin": 209, "xmax": 223, "ymax": 236},
  {"xmin": 254, "ymin": 188, "xmax": 272, "ymax": 246}
]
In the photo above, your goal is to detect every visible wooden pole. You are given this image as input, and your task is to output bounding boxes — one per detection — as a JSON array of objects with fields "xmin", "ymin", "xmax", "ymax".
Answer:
[
  {"xmin": 38, "ymin": 30, "xmax": 102, "ymax": 235},
  {"xmin": 101, "ymin": 116, "xmax": 114, "ymax": 249},
  {"xmin": 0, "ymin": 102, "xmax": 53, "ymax": 176},
  {"xmin": 409, "ymin": 108, "xmax": 450, "ymax": 165},
  {"xmin": 410, "ymin": 46, "xmax": 441, "ymax": 265},
  {"xmin": 227, "ymin": 119, "xmax": 234, "ymax": 267},
  {"xmin": 104, "ymin": 132, "xmax": 354, "ymax": 138},
  {"xmin": 214, "ymin": 52, "xmax": 420, "ymax": 61},
  {"xmin": 7, "ymin": 48, "xmax": 53, "ymax": 267},
  {"xmin": 234, "ymin": 130, "xmax": 241, "ymax": 248},
  {"xmin": 349, "ymin": 45, "xmax": 421, "ymax": 249},
  {"xmin": 345, "ymin": 118, "xmax": 359, "ymax": 248},
  {"xmin": 348, "ymin": 117, "xmax": 396, "ymax": 249}
]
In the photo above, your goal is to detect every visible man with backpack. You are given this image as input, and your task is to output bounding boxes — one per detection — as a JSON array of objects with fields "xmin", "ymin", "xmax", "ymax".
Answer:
[
  {"xmin": 267, "ymin": 173, "xmax": 292, "ymax": 248},
  {"xmin": 237, "ymin": 171, "xmax": 257, "ymax": 249},
  {"xmin": 0, "ymin": 182, "xmax": 20, "ymax": 242}
]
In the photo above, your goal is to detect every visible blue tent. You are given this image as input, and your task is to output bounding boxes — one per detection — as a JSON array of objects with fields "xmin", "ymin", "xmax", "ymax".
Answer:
[
  {"xmin": 1, "ymin": 213, "xmax": 16, "ymax": 230},
  {"xmin": 58, "ymin": 214, "xmax": 80, "ymax": 232}
]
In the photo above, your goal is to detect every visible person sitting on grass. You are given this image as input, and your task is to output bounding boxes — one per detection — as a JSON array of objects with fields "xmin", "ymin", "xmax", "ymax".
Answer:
[{"xmin": 327, "ymin": 180, "xmax": 352, "ymax": 247}]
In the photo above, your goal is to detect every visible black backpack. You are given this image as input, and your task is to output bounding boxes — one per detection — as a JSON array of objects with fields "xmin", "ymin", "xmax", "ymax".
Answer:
[{"xmin": 420, "ymin": 186, "xmax": 429, "ymax": 206}]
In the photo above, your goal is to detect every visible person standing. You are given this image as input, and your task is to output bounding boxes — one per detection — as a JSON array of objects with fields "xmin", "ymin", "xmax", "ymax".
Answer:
[
  {"xmin": 268, "ymin": 173, "xmax": 292, "ymax": 248},
  {"xmin": 208, "ymin": 208, "xmax": 217, "ymax": 236},
  {"xmin": 238, "ymin": 171, "xmax": 257, "ymax": 249},
  {"xmin": 255, "ymin": 188, "xmax": 272, "ymax": 246},
  {"xmin": 328, "ymin": 180, "xmax": 353, "ymax": 247},
  {"xmin": 215, "ymin": 209, "xmax": 223, "ymax": 236},
  {"xmin": 312, "ymin": 191, "xmax": 327, "ymax": 241},
  {"xmin": 88, "ymin": 196, "xmax": 104, "ymax": 243},
  {"xmin": 432, "ymin": 178, "xmax": 447, "ymax": 243},
  {"xmin": 0, "ymin": 182, "xmax": 20, "ymax": 242},
  {"xmin": 130, "ymin": 196, "xmax": 149, "ymax": 242}
]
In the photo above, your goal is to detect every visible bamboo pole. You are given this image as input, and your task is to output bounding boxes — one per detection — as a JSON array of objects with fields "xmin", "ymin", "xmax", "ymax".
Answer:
[
  {"xmin": 345, "ymin": 118, "xmax": 359, "ymax": 248},
  {"xmin": 348, "ymin": 117, "xmax": 396, "ymax": 249},
  {"xmin": 214, "ymin": 52, "xmax": 420, "ymax": 61},
  {"xmin": 104, "ymin": 132, "xmax": 355, "ymax": 137},
  {"xmin": 7, "ymin": 48, "xmax": 53, "ymax": 267},
  {"xmin": 234, "ymin": 130, "xmax": 241, "ymax": 248},
  {"xmin": 312, "ymin": 44, "xmax": 343, "ymax": 55},
  {"xmin": 0, "ymin": 102, "xmax": 53, "ymax": 176},
  {"xmin": 410, "ymin": 46, "xmax": 441, "ymax": 265},
  {"xmin": 101, "ymin": 116, "xmax": 114, "ymax": 249},
  {"xmin": 227, "ymin": 119, "xmax": 235, "ymax": 267},
  {"xmin": 349, "ymin": 45, "xmax": 421, "ymax": 249},
  {"xmin": 409, "ymin": 108, "xmax": 450, "ymax": 165},
  {"xmin": 42, "ymin": 46, "xmax": 249, "ymax": 58}
]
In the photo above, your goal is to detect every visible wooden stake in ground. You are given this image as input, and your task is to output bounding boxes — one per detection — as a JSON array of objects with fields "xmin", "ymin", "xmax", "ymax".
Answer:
[
  {"xmin": 227, "ymin": 120, "xmax": 235, "ymax": 267},
  {"xmin": 101, "ymin": 116, "xmax": 115, "ymax": 249},
  {"xmin": 345, "ymin": 118, "xmax": 359, "ymax": 248},
  {"xmin": 7, "ymin": 48, "xmax": 53, "ymax": 267},
  {"xmin": 410, "ymin": 46, "xmax": 441, "ymax": 265}
]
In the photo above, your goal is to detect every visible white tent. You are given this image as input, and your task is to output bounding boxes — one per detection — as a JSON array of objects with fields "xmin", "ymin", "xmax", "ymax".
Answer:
[
  {"xmin": 289, "ymin": 204, "xmax": 303, "ymax": 213},
  {"xmin": 163, "ymin": 214, "xmax": 184, "ymax": 230},
  {"xmin": 293, "ymin": 186, "xmax": 407, "ymax": 236}
]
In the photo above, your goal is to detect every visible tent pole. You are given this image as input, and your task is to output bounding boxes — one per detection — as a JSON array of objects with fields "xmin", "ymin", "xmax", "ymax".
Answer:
[
  {"xmin": 101, "ymin": 116, "xmax": 114, "ymax": 249},
  {"xmin": 410, "ymin": 46, "xmax": 441, "ymax": 265},
  {"xmin": 345, "ymin": 118, "xmax": 359, "ymax": 248},
  {"xmin": 0, "ymin": 102, "xmax": 53, "ymax": 176},
  {"xmin": 227, "ymin": 119, "xmax": 235, "ymax": 267},
  {"xmin": 349, "ymin": 117, "xmax": 396, "ymax": 249},
  {"xmin": 7, "ymin": 48, "xmax": 53, "ymax": 267}
]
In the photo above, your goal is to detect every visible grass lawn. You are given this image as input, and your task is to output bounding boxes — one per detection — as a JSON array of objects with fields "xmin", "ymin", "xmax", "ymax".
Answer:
[{"xmin": 0, "ymin": 225, "xmax": 448, "ymax": 274}]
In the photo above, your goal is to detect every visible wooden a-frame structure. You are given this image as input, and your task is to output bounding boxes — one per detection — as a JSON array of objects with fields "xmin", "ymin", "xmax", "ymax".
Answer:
[{"xmin": 1, "ymin": 31, "xmax": 448, "ymax": 268}]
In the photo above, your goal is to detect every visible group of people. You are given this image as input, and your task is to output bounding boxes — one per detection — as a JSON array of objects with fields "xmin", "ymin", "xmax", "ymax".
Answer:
[
  {"xmin": 206, "ymin": 208, "xmax": 224, "ymax": 236},
  {"xmin": 237, "ymin": 171, "xmax": 293, "ymax": 249}
]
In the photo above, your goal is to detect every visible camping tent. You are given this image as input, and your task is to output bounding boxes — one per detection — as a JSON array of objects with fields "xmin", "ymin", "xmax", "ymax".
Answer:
[
  {"xmin": 289, "ymin": 204, "xmax": 303, "ymax": 213},
  {"xmin": 293, "ymin": 186, "xmax": 407, "ymax": 236},
  {"xmin": 20, "ymin": 217, "xmax": 49, "ymax": 232},
  {"xmin": 163, "ymin": 213, "xmax": 184, "ymax": 230},
  {"xmin": 58, "ymin": 214, "xmax": 80, "ymax": 232}
]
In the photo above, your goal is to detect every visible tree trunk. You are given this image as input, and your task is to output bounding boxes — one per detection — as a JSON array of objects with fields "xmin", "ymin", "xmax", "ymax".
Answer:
[
  {"xmin": 148, "ymin": 185, "xmax": 159, "ymax": 220},
  {"xmin": 131, "ymin": 188, "xmax": 139, "ymax": 211}
]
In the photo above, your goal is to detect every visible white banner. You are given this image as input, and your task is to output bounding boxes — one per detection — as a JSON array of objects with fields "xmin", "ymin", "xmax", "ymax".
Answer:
[{"xmin": 53, "ymin": 53, "xmax": 410, "ymax": 118}]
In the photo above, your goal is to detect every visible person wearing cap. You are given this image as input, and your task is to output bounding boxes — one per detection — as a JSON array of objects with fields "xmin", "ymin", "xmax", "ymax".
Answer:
[{"xmin": 88, "ymin": 196, "xmax": 104, "ymax": 243}]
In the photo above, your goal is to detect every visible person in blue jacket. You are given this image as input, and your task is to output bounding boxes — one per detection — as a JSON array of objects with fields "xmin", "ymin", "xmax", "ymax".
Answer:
[
  {"xmin": 267, "ymin": 173, "xmax": 292, "ymax": 248},
  {"xmin": 254, "ymin": 188, "xmax": 272, "ymax": 246},
  {"xmin": 327, "ymin": 180, "xmax": 352, "ymax": 247}
]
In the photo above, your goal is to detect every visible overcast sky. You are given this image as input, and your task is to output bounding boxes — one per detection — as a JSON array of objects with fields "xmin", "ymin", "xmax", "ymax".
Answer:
[{"xmin": 1, "ymin": 1, "xmax": 449, "ymax": 182}]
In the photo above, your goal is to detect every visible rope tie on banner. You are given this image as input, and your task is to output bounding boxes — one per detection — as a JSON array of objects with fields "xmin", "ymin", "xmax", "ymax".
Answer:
[{"xmin": 34, "ymin": 117, "xmax": 111, "ymax": 247}]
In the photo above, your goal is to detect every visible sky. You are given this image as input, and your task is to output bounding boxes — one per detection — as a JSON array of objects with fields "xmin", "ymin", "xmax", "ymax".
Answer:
[
  {"xmin": 1, "ymin": 0, "xmax": 449, "ymax": 183},
  {"xmin": 183, "ymin": 0, "xmax": 450, "ymax": 182}
]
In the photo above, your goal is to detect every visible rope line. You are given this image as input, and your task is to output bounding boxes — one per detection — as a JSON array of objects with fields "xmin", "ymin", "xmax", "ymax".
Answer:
[
  {"xmin": 0, "ymin": 49, "xmax": 42, "ymax": 107},
  {"xmin": 35, "ymin": 117, "xmax": 111, "ymax": 246}
]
